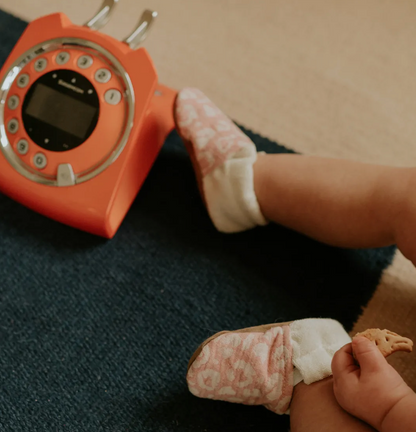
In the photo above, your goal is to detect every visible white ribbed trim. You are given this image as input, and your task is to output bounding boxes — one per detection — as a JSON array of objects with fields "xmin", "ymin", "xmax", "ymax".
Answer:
[
  {"xmin": 203, "ymin": 148, "xmax": 267, "ymax": 233},
  {"xmin": 290, "ymin": 319, "xmax": 351, "ymax": 385}
]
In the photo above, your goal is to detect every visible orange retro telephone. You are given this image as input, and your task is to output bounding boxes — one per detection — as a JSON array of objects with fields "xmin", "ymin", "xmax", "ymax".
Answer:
[{"xmin": 0, "ymin": 1, "xmax": 177, "ymax": 238}]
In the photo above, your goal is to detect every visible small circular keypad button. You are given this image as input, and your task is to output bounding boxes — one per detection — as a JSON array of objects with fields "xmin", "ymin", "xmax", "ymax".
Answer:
[
  {"xmin": 7, "ymin": 119, "xmax": 19, "ymax": 134},
  {"xmin": 33, "ymin": 153, "xmax": 47, "ymax": 169},
  {"xmin": 104, "ymin": 89, "xmax": 122, "ymax": 105},
  {"xmin": 34, "ymin": 58, "xmax": 48, "ymax": 72},
  {"xmin": 95, "ymin": 68, "xmax": 112, "ymax": 83},
  {"xmin": 56, "ymin": 51, "xmax": 70, "ymax": 65},
  {"xmin": 77, "ymin": 55, "xmax": 93, "ymax": 69},
  {"xmin": 16, "ymin": 139, "xmax": 29, "ymax": 155},
  {"xmin": 7, "ymin": 95, "xmax": 20, "ymax": 110},
  {"xmin": 17, "ymin": 74, "xmax": 29, "ymax": 88}
]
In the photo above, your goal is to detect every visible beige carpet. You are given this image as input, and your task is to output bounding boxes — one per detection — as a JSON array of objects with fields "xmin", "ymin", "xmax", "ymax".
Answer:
[{"xmin": 1, "ymin": 0, "xmax": 415, "ymax": 389}]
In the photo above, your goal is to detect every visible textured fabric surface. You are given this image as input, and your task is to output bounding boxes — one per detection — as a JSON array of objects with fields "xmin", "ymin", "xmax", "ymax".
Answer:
[
  {"xmin": 187, "ymin": 325, "xmax": 294, "ymax": 415},
  {"xmin": 0, "ymin": 10, "xmax": 396, "ymax": 432}
]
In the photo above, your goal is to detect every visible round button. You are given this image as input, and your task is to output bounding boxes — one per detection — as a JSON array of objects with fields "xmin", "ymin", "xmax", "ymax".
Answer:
[
  {"xmin": 7, "ymin": 119, "xmax": 19, "ymax": 134},
  {"xmin": 77, "ymin": 55, "xmax": 93, "ymax": 69},
  {"xmin": 95, "ymin": 68, "xmax": 112, "ymax": 84},
  {"xmin": 104, "ymin": 89, "xmax": 122, "ymax": 105},
  {"xmin": 34, "ymin": 58, "xmax": 48, "ymax": 72},
  {"xmin": 56, "ymin": 51, "xmax": 70, "ymax": 65},
  {"xmin": 7, "ymin": 95, "xmax": 20, "ymax": 110},
  {"xmin": 16, "ymin": 139, "xmax": 29, "ymax": 155},
  {"xmin": 33, "ymin": 153, "xmax": 47, "ymax": 169},
  {"xmin": 17, "ymin": 74, "xmax": 29, "ymax": 88}
]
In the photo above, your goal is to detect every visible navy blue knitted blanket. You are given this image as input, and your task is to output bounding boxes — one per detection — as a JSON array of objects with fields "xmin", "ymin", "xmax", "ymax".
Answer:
[{"xmin": 0, "ymin": 10, "xmax": 396, "ymax": 432}]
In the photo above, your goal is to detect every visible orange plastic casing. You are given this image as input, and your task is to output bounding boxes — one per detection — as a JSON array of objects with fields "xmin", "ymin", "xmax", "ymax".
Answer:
[{"xmin": 0, "ymin": 13, "xmax": 177, "ymax": 238}]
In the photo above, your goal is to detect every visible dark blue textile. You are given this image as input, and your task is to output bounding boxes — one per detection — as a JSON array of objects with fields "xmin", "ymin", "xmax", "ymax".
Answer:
[{"xmin": 0, "ymin": 10, "xmax": 396, "ymax": 431}]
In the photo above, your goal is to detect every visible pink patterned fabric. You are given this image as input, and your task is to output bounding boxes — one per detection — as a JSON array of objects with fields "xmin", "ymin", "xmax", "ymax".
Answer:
[
  {"xmin": 175, "ymin": 88, "xmax": 256, "ymax": 177},
  {"xmin": 187, "ymin": 325, "xmax": 294, "ymax": 415}
]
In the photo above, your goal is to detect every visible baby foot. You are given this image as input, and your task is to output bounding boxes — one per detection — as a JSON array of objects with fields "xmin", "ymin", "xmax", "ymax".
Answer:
[
  {"xmin": 187, "ymin": 319, "xmax": 351, "ymax": 415},
  {"xmin": 187, "ymin": 323, "xmax": 294, "ymax": 414},
  {"xmin": 175, "ymin": 88, "xmax": 256, "ymax": 178},
  {"xmin": 174, "ymin": 88, "xmax": 267, "ymax": 233}
]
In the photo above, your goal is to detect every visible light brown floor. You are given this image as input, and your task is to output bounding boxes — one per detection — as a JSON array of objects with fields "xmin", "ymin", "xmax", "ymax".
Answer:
[{"xmin": 1, "ymin": 0, "xmax": 415, "ymax": 389}]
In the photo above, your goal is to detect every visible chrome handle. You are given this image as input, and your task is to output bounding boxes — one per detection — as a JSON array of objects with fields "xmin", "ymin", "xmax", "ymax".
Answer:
[
  {"xmin": 84, "ymin": 0, "xmax": 119, "ymax": 31},
  {"xmin": 123, "ymin": 10, "xmax": 158, "ymax": 49}
]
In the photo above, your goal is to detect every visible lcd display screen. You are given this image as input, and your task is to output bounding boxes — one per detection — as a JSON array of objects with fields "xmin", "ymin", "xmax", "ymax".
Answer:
[{"xmin": 24, "ymin": 83, "xmax": 98, "ymax": 140}]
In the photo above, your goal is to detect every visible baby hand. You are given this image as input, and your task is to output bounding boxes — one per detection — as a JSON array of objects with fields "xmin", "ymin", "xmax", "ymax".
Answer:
[{"xmin": 331, "ymin": 336, "xmax": 414, "ymax": 430}]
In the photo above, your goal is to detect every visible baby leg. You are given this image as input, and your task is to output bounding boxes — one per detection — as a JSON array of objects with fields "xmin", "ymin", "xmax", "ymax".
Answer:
[
  {"xmin": 253, "ymin": 153, "xmax": 407, "ymax": 249},
  {"xmin": 175, "ymin": 88, "xmax": 416, "ymax": 263},
  {"xmin": 290, "ymin": 378, "xmax": 376, "ymax": 432}
]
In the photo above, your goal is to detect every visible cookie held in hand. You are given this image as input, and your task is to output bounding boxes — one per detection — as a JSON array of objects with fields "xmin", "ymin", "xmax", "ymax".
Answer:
[{"xmin": 353, "ymin": 329, "xmax": 413, "ymax": 358}]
